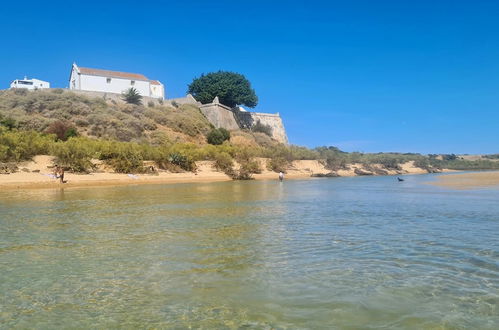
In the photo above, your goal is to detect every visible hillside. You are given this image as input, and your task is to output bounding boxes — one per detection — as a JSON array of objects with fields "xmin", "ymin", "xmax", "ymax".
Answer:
[
  {"xmin": 1, "ymin": 88, "xmax": 499, "ymax": 181},
  {"xmin": 0, "ymin": 88, "xmax": 217, "ymax": 144}
]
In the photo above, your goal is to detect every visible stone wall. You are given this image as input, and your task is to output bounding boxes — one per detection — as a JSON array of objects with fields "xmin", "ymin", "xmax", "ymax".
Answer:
[
  {"xmin": 64, "ymin": 89, "xmax": 201, "ymax": 108},
  {"xmin": 64, "ymin": 89, "xmax": 166, "ymax": 106},
  {"xmin": 244, "ymin": 112, "xmax": 288, "ymax": 144},
  {"xmin": 199, "ymin": 97, "xmax": 288, "ymax": 144},
  {"xmin": 168, "ymin": 94, "xmax": 201, "ymax": 106},
  {"xmin": 198, "ymin": 98, "xmax": 240, "ymax": 131}
]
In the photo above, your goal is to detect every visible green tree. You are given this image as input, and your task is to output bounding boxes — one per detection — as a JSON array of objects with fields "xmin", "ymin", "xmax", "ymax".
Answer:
[
  {"xmin": 121, "ymin": 87, "xmax": 143, "ymax": 105},
  {"xmin": 188, "ymin": 71, "xmax": 258, "ymax": 108}
]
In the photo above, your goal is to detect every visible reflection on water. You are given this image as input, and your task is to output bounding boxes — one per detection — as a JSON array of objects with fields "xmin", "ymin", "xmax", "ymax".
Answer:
[{"xmin": 0, "ymin": 175, "xmax": 498, "ymax": 328}]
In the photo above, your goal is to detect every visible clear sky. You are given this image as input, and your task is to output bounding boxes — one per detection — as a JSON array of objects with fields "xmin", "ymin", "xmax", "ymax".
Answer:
[{"xmin": 1, "ymin": 0, "xmax": 498, "ymax": 154}]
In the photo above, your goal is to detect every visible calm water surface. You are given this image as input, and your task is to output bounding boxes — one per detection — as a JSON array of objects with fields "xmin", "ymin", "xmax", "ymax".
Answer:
[{"xmin": 0, "ymin": 174, "xmax": 498, "ymax": 329}]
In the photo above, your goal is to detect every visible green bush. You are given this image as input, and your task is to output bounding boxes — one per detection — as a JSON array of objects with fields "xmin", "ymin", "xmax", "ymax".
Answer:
[
  {"xmin": 207, "ymin": 128, "xmax": 231, "ymax": 145},
  {"xmin": 52, "ymin": 138, "xmax": 94, "ymax": 172},
  {"xmin": 168, "ymin": 152, "xmax": 196, "ymax": 171},
  {"xmin": 107, "ymin": 146, "xmax": 144, "ymax": 173},
  {"xmin": 234, "ymin": 159, "xmax": 261, "ymax": 180},
  {"xmin": 0, "ymin": 117, "xmax": 17, "ymax": 130},
  {"xmin": 268, "ymin": 157, "xmax": 288, "ymax": 173},
  {"xmin": 0, "ymin": 129, "xmax": 54, "ymax": 162}
]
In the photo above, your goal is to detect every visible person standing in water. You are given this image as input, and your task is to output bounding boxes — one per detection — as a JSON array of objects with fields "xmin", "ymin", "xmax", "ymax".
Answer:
[
  {"xmin": 54, "ymin": 165, "xmax": 65, "ymax": 183},
  {"xmin": 279, "ymin": 171, "xmax": 284, "ymax": 182}
]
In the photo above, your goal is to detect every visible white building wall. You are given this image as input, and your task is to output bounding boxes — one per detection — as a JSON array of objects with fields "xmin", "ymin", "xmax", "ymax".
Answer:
[
  {"xmin": 79, "ymin": 75, "xmax": 150, "ymax": 96},
  {"xmin": 150, "ymin": 84, "xmax": 165, "ymax": 99},
  {"xmin": 69, "ymin": 65, "xmax": 81, "ymax": 90},
  {"xmin": 10, "ymin": 78, "xmax": 50, "ymax": 90}
]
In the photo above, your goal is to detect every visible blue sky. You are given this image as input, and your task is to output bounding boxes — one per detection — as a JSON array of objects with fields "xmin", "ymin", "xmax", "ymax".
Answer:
[{"xmin": 1, "ymin": 0, "xmax": 498, "ymax": 154}]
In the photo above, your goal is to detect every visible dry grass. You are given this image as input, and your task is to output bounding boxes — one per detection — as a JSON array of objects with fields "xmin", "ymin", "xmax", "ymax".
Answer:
[{"xmin": 0, "ymin": 89, "xmax": 213, "ymax": 143}]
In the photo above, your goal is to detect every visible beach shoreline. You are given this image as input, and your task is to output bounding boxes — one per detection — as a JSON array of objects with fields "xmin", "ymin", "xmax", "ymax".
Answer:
[
  {"xmin": 428, "ymin": 170, "xmax": 499, "ymax": 189},
  {"xmin": 0, "ymin": 155, "xmax": 440, "ymax": 191}
]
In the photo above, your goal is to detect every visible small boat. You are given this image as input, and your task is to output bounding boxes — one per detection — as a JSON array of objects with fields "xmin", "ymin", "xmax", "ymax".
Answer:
[{"xmin": 397, "ymin": 177, "xmax": 404, "ymax": 182}]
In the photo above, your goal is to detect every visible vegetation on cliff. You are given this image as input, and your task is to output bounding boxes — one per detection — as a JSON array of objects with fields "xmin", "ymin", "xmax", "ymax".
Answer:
[{"xmin": 0, "ymin": 89, "xmax": 213, "ymax": 144}]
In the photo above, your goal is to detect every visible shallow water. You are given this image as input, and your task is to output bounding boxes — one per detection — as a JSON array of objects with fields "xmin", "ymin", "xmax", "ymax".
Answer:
[{"xmin": 0, "ymin": 174, "xmax": 498, "ymax": 329}]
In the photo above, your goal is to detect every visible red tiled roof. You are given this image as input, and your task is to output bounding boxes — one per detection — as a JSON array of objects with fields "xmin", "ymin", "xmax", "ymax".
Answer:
[
  {"xmin": 150, "ymin": 80, "xmax": 161, "ymax": 85},
  {"xmin": 78, "ymin": 67, "xmax": 150, "ymax": 81}
]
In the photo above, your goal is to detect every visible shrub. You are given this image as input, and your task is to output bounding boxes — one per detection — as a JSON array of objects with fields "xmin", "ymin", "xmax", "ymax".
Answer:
[
  {"xmin": 325, "ymin": 157, "xmax": 349, "ymax": 171},
  {"xmin": 0, "ymin": 129, "xmax": 54, "ymax": 162},
  {"xmin": 147, "ymin": 101, "xmax": 155, "ymax": 107},
  {"xmin": 268, "ymin": 157, "xmax": 288, "ymax": 173},
  {"xmin": 106, "ymin": 145, "xmax": 144, "ymax": 173},
  {"xmin": 234, "ymin": 159, "xmax": 261, "ymax": 180},
  {"xmin": 168, "ymin": 152, "xmax": 196, "ymax": 171},
  {"xmin": 64, "ymin": 127, "xmax": 79, "ymax": 140},
  {"xmin": 0, "ymin": 117, "xmax": 17, "ymax": 130},
  {"xmin": 230, "ymin": 147, "xmax": 261, "ymax": 180},
  {"xmin": 46, "ymin": 120, "xmax": 78, "ymax": 141},
  {"xmin": 52, "ymin": 138, "xmax": 94, "ymax": 172},
  {"xmin": 121, "ymin": 88, "xmax": 143, "ymax": 105},
  {"xmin": 207, "ymin": 128, "xmax": 231, "ymax": 145},
  {"xmin": 214, "ymin": 152, "xmax": 235, "ymax": 176},
  {"xmin": 12, "ymin": 88, "xmax": 28, "ymax": 96}
]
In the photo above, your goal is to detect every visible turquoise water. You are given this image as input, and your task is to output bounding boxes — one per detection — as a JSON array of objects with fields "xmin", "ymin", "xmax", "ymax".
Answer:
[{"xmin": 0, "ymin": 174, "xmax": 498, "ymax": 329}]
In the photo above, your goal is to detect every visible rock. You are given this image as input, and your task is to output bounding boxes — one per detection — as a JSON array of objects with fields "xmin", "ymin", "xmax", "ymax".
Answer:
[
  {"xmin": 0, "ymin": 163, "xmax": 18, "ymax": 174},
  {"xmin": 311, "ymin": 172, "xmax": 340, "ymax": 178},
  {"xmin": 354, "ymin": 168, "xmax": 373, "ymax": 176}
]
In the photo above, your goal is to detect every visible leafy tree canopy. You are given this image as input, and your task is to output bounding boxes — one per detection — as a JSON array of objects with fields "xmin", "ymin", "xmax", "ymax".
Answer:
[{"xmin": 188, "ymin": 71, "xmax": 258, "ymax": 108}]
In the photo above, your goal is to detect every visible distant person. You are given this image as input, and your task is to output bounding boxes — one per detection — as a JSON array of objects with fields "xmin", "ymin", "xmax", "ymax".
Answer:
[
  {"xmin": 58, "ymin": 167, "xmax": 65, "ymax": 183},
  {"xmin": 54, "ymin": 165, "xmax": 65, "ymax": 183},
  {"xmin": 279, "ymin": 171, "xmax": 284, "ymax": 182}
]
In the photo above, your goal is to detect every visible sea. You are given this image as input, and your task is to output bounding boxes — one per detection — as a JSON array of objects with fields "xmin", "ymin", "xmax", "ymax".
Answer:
[{"xmin": 0, "ymin": 174, "xmax": 498, "ymax": 329}]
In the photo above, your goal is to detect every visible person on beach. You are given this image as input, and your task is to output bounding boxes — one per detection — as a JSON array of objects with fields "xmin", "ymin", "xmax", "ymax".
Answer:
[
  {"xmin": 279, "ymin": 171, "xmax": 284, "ymax": 182},
  {"xmin": 53, "ymin": 165, "xmax": 65, "ymax": 183}
]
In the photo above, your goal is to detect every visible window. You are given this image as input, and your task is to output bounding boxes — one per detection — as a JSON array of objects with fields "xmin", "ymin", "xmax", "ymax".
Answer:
[
  {"xmin": 106, "ymin": 78, "xmax": 111, "ymax": 83},
  {"xmin": 131, "ymin": 80, "xmax": 135, "ymax": 86}
]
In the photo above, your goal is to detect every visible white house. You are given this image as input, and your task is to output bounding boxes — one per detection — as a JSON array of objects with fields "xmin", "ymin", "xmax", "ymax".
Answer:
[
  {"xmin": 10, "ymin": 77, "xmax": 50, "ymax": 90},
  {"xmin": 69, "ymin": 63, "xmax": 165, "ymax": 99}
]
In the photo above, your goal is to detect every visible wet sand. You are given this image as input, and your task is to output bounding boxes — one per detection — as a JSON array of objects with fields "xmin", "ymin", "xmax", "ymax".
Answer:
[{"xmin": 430, "ymin": 171, "xmax": 499, "ymax": 189}]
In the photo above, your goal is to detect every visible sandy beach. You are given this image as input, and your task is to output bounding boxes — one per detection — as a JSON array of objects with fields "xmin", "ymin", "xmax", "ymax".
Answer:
[
  {"xmin": 429, "ymin": 171, "xmax": 499, "ymax": 189},
  {"xmin": 0, "ymin": 156, "xmax": 431, "ymax": 190}
]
